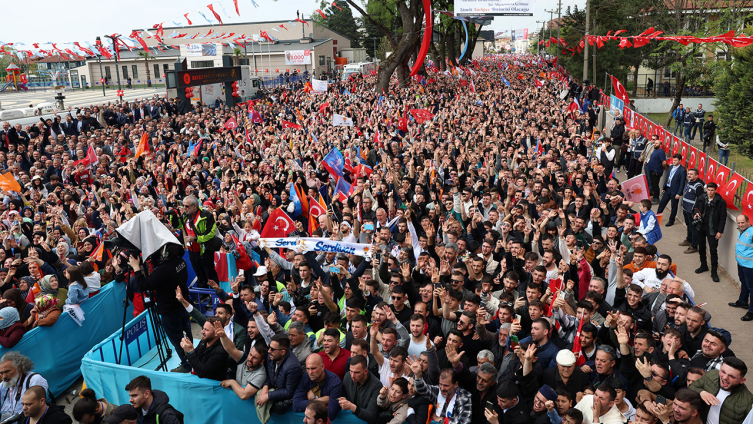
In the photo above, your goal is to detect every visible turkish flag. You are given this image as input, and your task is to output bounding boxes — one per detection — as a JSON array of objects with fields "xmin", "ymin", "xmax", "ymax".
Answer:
[
  {"xmin": 458, "ymin": 79, "xmax": 469, "ymax": 87},
  {"xmin": 698, "ymin": 152, "xmax": 707, "ymax": 181},
  {"xmin": 609, "ymin": 75, "xmax": 631, "ymax": 104},
  {"xmin": 260, "ymin": 208, "xmax": 295, "ymax": 238},
  {"xmin": 73, "ymin": 144, "xmax": 98, "ymax": 168},
  {"xmin": 223, "ymin": 117, "xmax": 238, "ymax": 130},
  {"xmin": 680, "ymin": 141, "xmax": 688, "ymax": 167},
  {"xmin": 282, "ymin": 120, "xmax": 302, "ymax": 130},
  {"xmin": 571, "ymin": 310, "xmax": 587, "ymax": 367},
  {"xmin": 688, "ymin": 145, "xmax": 698, "ymax": 170},
  {"xmin": 707, "ymin": 158, "xmax": 718, "ymax": 186},
  {"xmin": 535, "ymin": 79, "xmax": 544, "ymax": 87},
  {"xmin": 662, "ymin": 132, "xmax": 671, "ymax": 154},
  {"xmin": 742, "ymin": 183, "xmax": 753, "ymax": 221},
  {"xmin": 231, "ymin": 234, "xmax": 253, "ymax": 270},
  {"xmin": 309, "ymin": 197, "xmax": 326, "ymax": 218},
  {"xmin": 671, "ymin": 137, "xmax": 680, "ymax": 157},
  {"xmin": 721, "ymin": 171, "xmax": 744, "ymax": 211},
  {"xmin": 397, "ymin": 109, "xmax": 408, "ymax": 132},
  {"xmin": 410, "ymin": 109, "xmax": 434, "ymax": 124},
  {"xmin": 251, "ymin": 111, "xmax": 263, "ymax": 124},
  {"xmin": 319, "ymin": 102, "xmax": 330, "ymax": 114},
  {"xmin": 716, "ymin": 164, "xmax": 731, "ymax": 187}
]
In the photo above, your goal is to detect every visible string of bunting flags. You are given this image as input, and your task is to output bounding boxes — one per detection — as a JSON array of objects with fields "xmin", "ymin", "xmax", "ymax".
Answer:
[
  {"xmin": 541, "ymin": 27, "xmax": 753, "ymax": 55},
  {"xmin": 0, "ymin": 0, "xmax": 345, "ymax": 61}
]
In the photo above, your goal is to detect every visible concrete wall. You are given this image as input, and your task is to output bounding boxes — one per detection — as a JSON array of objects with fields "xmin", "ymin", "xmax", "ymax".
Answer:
[{"xmin": 633, "ymin": 97, "xmax": 717, "ymax": 114}]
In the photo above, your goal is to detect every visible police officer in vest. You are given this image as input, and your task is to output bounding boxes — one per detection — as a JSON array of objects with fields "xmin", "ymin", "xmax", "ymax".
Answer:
[
  {"xmin": 730, "ymin": 214, "xmax": 753, "ymax": 321},
  {"xmin": 679, "ymin": 169, "xmax": 705, "ymax": 254},
  {"xmin": 179, "ymin": 195, "xmax": 221, "ymax": 288}
]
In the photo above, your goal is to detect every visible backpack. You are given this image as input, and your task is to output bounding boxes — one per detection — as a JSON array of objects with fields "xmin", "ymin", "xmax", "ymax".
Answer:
[{"xmin": 153, "ymin": 403, "xmax": 185, "ymax": 424}]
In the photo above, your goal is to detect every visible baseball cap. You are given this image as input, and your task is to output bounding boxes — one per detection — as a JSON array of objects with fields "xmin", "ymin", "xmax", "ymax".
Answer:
[{"xmin": 105, "ymin": 404, "xmax": 139, "ymax": 423}]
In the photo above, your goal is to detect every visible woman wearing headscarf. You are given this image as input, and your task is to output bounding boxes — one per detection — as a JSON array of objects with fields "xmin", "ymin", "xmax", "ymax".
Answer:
[
  {"xmin": 17, "ymin": 276, "xmax": 34, "ymax": 300},
  {"xmin": 0, "ymin": 307, "xmax": 25, "ymax": 348},
  {"xmin": 24, "ymin": 294, "xmax": 61, "ymax": 329},
  {"xmin": 1, "ymin": 288, "xmax": 33, "ymax": 323},
  {"xmin": 26, "ymin": 275, "xmax": 68, "ymax": 309}
]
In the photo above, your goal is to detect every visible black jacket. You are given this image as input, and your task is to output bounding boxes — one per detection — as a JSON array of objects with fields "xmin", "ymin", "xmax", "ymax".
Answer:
[
  {"xmin": 186, "ymin": 337, "xmax": 228, "ymax": 381},
  {"xmin": 140, "ymin": 390, "xmax": 182, "ymax": 424},
  {"xmin": 263, "ymin": 350, "xmax": 303, "ymax": 402},
  {"xmin": 694, "ymin": 193, "xmax": 727, "ymax": 235},
  {"xmin": 342, "ymin": 370, "xmax": 382, "ymax": 423},
  {"xmin": 130, "ymin": 256, "xmax": 190, "ymax": 315},
  {"xmin": 34, "ymin": 404, "xmax": 73, "ymax": 424},
  {"xmin": 406, "ymin": 395, "xmax": 432, "ymax": 424},
  {"xmin": 541, "ymin": 365, "xmax": 591, "ymax": 395}
]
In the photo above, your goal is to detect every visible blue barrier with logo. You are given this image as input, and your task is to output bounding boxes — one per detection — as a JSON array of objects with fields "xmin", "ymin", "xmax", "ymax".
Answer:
[
  {"xmin": 0, "ymin": 282, "xmax": 129, "ymax": 397},
  {"xmin": 81, "ymin": 311, "xmax": 364, "ymax": 424}
]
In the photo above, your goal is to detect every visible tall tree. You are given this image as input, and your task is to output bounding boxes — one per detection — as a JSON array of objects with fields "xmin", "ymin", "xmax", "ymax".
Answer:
[
  {"xmin": 313, "ymin": 0, "xmax": 362, "ymax": 47},
  {"xmin": 714, "ymin": 25, "xmax": 753, "ymax": 155},
  {"xmin": 342, "ymin": 0, "xmax": 423, "ymax": 91}
]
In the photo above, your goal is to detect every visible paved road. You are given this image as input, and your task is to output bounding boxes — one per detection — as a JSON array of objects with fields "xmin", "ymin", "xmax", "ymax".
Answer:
[
  {"xmin": 671, "ymin": 211, "xmax": 752, "ymax": 382},
  {"xmin": 0, "ymin": 87, "xmax": 165, "ymax": 125}
]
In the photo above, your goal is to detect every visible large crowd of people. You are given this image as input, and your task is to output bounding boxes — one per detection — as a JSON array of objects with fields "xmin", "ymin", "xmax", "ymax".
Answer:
[{"xmin": 0, "ymin": 52, "xmax": 751, "ymax": 424}]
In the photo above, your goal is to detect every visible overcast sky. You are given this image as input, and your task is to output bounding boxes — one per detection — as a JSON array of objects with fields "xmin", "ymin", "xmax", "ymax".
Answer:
[{"xmin": 3, "ymin": 0, "xmax": 585, "ymax": 45}]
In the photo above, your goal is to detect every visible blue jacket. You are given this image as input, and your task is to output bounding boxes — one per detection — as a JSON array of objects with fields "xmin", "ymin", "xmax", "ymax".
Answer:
[
  {"xmin": 292, "ymin": 369, "xmax": 343, "ymax": 420},
  {"xmin": 518, "ymin": 336, "xmax": 560, "ymax": 368},
  {"xmin": 673, "ymin": 107, "xmax": 686, "ymax": 121},
  {"xmin": 640, "ymin": 210, "xmax": 663, "ymax": 245},
  {"xmin": 65, "ymin": 283, "xmax": 89, "ymax": 305},
  {"xmin": 264, "ymin": 350, "xmax": 303, "ymax": 402},
  {"xmin": 647, "ymin": 149, "xmax": 666, "ymax": 174},
  {"xmin": 736, "ymin": 226, "xmax": 753, "ymax": 268}
]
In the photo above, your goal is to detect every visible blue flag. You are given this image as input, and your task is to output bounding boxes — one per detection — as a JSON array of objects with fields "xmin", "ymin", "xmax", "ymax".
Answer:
[
  {"xmin": 289, "ymin": 183, "xmax": 303, "ymax": 219},
  {"xmin": 501, "ymin": 76, "xmax": 511, "ymax": 87},
  {"xmin": 321, "ymin": 148, "xmax": 344, "ymax": 180}
]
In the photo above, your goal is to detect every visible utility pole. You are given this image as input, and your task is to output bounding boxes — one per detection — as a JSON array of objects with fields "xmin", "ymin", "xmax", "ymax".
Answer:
[
  {"xmin": 583, "ymin": 0, "xmax": 590, "ymax": 81},
  {"xmin": 545, "ymin": 10, "xmax": 556, "ymax": 56},
  {"xmin": 556, "ymin": 0, "xmax": 562, "ymax": 62},
  {"xmin": 536, "ymin": 21, "xmax": 545, "ymax": 55}
]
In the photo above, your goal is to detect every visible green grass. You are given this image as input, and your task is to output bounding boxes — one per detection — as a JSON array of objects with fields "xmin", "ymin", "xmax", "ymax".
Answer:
[{"xmin": 642, "ymin": 113, "xmax": 753, "ymax": 173}]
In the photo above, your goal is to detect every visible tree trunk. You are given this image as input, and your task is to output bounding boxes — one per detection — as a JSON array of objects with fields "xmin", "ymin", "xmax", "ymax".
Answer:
[
  {"xmin": 145, "ymin": 59, "xmax": 152, "ymax": 88},
  {"xmin": 375, "ymin": 0, "xmax": 419, "ymax": 93},
  {"xmin": 448, "ymin": 29, "xmax": 459, "ymax": 68},
  {"xmin": 438, "ymin": 33, "xmax": 447, "ymax": 71},
  {"xmin": 632, "ymin": 67, "xmax": 639, "ymax": 98}
]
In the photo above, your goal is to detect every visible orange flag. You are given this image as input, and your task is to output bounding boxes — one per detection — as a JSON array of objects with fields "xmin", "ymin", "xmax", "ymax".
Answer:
[
  {"xmin": 134, "ymin": 133, "xmax": 149, "ymax": 158},
  {"xmin": 0, "ymin": 173, "xmax": 21, "ymax": 193}
]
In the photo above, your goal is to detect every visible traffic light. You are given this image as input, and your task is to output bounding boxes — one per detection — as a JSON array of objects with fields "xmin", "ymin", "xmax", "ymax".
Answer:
[{"xmin": 231, "ymin": 81, "xmax": 239, "ymax": 98}]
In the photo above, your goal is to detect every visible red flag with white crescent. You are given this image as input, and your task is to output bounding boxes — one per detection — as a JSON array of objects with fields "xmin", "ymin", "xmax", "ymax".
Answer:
[
  {"xmin": 571, "ymin": 309, "xmax": 587, "ymax": 366},
  {"xmin": 721, "ymin": 171, "xmax": 743, "ymax": 211},
  {"xmin": 260, "ymin": 209, "xmax": 295, "ymax": 238},
  {"xmin": 742, "ymin": 182, "xmax": 753, "ymax": 221}
]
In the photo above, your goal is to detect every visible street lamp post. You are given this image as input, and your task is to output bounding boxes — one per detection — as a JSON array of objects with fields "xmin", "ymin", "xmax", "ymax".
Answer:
[
  {"xmin": 104, "ymin": 34, "xmax": 123, "ymax": 103},
  {"xmin": 95, "ymin": 37, "xmax": 106, "ymax": 97}
]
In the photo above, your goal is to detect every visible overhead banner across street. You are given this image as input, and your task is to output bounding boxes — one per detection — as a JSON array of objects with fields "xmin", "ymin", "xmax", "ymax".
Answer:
[{"xmin": 455, "ymin": 0, "xmax": 533, "ymax": 16}]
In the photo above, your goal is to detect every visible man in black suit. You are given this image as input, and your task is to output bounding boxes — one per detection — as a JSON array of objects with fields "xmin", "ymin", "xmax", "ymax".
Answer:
[
  {"xmin": 60, "ymin": 115, "xmax": 78, "ymax": 136},
  {"xmin": 134, "ymin": 103, "xmax": 147, "ymax": 121},
  {"xmin": 147, "ymin": 100, "xmax": 161, "ymax": 119},
  {"xmin": 7, "ymin": 123, "xmax": 29, "ymax": 146},
  {"xmin": 75, "ymin": 113, "xmax": 90, "ymax": 134},
  {"xmin": 657, "ymin": 153, "xmax": 687, "ymax": 227},
  {"xmin": 0, "ymin": 121, "xmax": 10, "ymax": 150},
  {"xmin": 344, "ymin": 338, "xmax": 379, "ymax": 378}
]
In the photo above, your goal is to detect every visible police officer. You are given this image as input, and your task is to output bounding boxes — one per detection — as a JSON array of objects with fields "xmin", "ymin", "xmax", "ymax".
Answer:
[
  {"xmin": 178, "ymin": 195, "xmax": 220, "ymax": 288},
  {"xmin": 679, "ymin": 168, "xmax": 704, "ymax": 254},
  {"xmin": 730, "ymin": 214, "xmax": 753, "ymax": 321}
]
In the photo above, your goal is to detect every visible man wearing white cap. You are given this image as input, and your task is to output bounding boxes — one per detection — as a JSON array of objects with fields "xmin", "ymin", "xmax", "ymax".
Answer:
[{"xmin": 542, "ymin": 350, "xmax": 591, "ymax": 395}]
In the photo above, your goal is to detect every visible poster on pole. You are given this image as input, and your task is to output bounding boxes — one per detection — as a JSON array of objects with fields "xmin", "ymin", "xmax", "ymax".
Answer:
[
  {"xmin": 285, "ymin": 50, "xmax": 312, "ymax": 65},
  {"xmin": 455, "ymin": 0, "xmax": 532, "ymax": 16}
]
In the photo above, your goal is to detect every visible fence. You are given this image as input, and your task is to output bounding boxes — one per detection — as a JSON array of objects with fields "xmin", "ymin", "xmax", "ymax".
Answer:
[{"xmin": 625, "ymin": 74, "xmax": 714, "ymax": 98}]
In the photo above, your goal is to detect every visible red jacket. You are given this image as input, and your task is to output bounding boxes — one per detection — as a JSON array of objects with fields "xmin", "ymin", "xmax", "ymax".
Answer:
[{"xmin": 0, "ymin": 322, "xmax": 26, "ymax": 348}]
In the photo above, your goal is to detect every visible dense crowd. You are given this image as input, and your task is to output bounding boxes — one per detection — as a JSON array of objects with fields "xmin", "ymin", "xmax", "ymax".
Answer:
[{"xmin": 0, "ymin": 53, "xmax": 751, "ymax": 424}]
